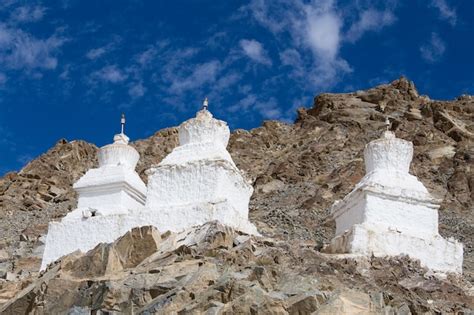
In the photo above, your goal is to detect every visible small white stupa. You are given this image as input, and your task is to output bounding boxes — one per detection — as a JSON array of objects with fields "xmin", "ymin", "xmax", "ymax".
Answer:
[
  {"xmin": 41, "ymin": 115, "xmax": 147, "ymax": 270},
  {"xmin": 325, "ymin": 119, "xmax": 463, "ymax": 273},
  {"xmin": 145, "ymin": 98, "xmax": 259, "ymax": 235}
]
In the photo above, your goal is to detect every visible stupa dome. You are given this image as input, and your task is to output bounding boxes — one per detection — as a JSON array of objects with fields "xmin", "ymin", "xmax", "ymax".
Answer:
[
  {"xmin": 178, "ymin": 109, "xmax": 230, "ymax": 148},
  {"xmin": 364, "ymin": 131, "xmax": 413, "ymax": 174},
  {"xmin": 98, "ymin": 133, "xmax": 140, "ymax": 169}
]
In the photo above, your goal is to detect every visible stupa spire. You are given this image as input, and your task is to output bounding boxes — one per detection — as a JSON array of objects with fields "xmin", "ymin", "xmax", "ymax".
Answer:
[
  {"xmin": 41, "ymin": 115, "xmax": 147, "ymax": 270},
  {"xmin": 202, "ymin": 97, "xmax": 209, "ymax": 111},
  {"xmin": 121, "ymin": 113, "xmax": 126, "ymax": 134},
  {"xmin": 385, "ymin": 117, "xmax": 390, "ymax": 131}
]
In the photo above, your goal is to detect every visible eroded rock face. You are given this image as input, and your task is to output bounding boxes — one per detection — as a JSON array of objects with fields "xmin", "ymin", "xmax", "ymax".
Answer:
[
  {"xmin": 60, "ymin": 225, "xmax": 161, "ymax": 278},
  {"xmin": 0, "ymin": 77, "xmax": 472, "ymax": 310},
  {"xmin": 0, "ymin": 222, "xmax": 472, "ymax": 314}
]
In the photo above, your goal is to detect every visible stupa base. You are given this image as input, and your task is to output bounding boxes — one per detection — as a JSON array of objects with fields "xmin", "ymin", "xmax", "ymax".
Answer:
[
  {"xmin": 41, "ymin": 202, "xmax": 259, "ymax": 270},
  {"xmin": 325, "ymin": 224, "xmax": 463, "ymax": 274}
]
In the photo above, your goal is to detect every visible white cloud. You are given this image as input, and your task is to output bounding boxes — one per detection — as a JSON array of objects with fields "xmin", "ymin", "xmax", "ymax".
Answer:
[
  {"xmin": 239, "ymin": 39, "xmax": 272, "ymax": 65},
  {"xmin": 229, "ymin": 94, "xmax": 282, "ymax": 119},
  {"xmin": 86, "ymin": 47, "xmax": 108, "ymax": 60},
  {"xmin": 134, "ymin": 40, "xmax": 169, "ymax": 67},
  {"xmin": 128, "ymin": 81, "xmax": 146, "ymax": 98},
  {"xmin": 304, "ymin": 7, "xmax": 341, "ymax": 61},
  {"xmin": 135, "ymin": 47, "xmax": 157, "ymax": 66},
  {"xmin": 430, "ymin": 0, "xmax": 457, "ymax": 26},
  {"xmin": 246, "ymin": 0, "xmax": 349, "ymax": 89},
  {"xmin": 279, "ymin": 48, "xmax": 301, "ymax": 67},
  {"xmin": 346, "ymin": 9, "xmax": 396, "ymax": 42},
  {"xmin": 91, "ymin": 65, "xmax": 127, "ymax": 83},
  {"xmin": 420, "ymin": 32, "xmax": 446, "ymax": 63},
  {"xmin": 0, "ymin": 24, "xmax": 65, "ymax": 70},
  {"xmin": 228, "ymin": 94, "xmax": 257, "ymax": 112},
  {"xmin": 246, "ymin": 0, "xmax": 396, "ymax": 90},
  {"xmin": 169, "ymin": 60, "xmax": 221, "ymax": 94},
  {"xmin": 86, "ymin": 36, "xmax": 121, "ymax": 60},
  {"xmin": 10, "ymin": 5, "xmax": 46, "ymax": 23},
  {"xmin": 255, "ymin": 97, "xmax": 282, "ymax": 119},
  {"xmin": 214, "ymin": 72, "xmax": 241, "ymax": 90}
]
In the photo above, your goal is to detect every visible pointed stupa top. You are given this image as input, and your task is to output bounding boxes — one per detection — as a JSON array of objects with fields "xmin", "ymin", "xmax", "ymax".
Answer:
[
  {"xmin": 364, "ymin": 119, "xmax": 413, "ymax": 174},
  {"xmin": 158, "ymin": 99, "xmax": 234, "ymax": 166},
  {"xmin": 178, "ymin": 99, "xmax": 230, "ymax": 148},
  {"xmin": 98, "ymin": 114, "xmax": 139, "ymax": 169}
]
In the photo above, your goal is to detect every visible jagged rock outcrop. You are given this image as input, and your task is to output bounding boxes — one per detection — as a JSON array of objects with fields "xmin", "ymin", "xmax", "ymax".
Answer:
[
  {"xmin": 1, "ymin": 222, "xmax": 472, "ymax": 314},
  {"xmin": 0, "ymin": 78, "xmax": 472, "ymax": 311}
]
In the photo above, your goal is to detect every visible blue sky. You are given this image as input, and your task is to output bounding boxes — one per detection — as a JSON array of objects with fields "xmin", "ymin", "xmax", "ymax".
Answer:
[{"xmin": 0, "ymin": 0, "xmax": 473, "ymax": 174}]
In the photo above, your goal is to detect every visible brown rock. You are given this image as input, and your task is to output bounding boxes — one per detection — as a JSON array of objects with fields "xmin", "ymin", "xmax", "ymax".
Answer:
[
  {"xmin": 62, "ymin": 226, "xmax": 161, "ymax": 278},
  {"xmin": 315, "ymin": 290, "xmax": 378, "ymax": 315},
  {"xmin": 113, "ymin": 225, "xmax": 161, "ymax": 269},
  {"xmin": 0, "ymin": 250, "xmax": 9, "ymax": 262}
]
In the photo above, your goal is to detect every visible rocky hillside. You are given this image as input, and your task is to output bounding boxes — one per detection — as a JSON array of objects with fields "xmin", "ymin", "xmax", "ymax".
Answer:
[
  {"xmin": 0, "ymin": 78, "xmax": 472, "ymax": 312},
  {"xmin": 1, "ymin": 222, "xmax": 473, "ymax": 314}
]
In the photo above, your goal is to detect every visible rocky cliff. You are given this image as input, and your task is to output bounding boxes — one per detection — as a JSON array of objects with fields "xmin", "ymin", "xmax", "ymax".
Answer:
[{"xmin": 0, "ymin": 78, "xmax": 472, "ymax": 313}]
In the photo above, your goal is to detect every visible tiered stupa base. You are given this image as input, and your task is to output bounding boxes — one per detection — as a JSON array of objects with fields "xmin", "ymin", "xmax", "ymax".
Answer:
[
  {"xmin": 41, "ymin": 204, "xmax": 258, "ymax": 270},
  {"xmin": 326, "ymin": 130, "xmax": 463, "ymax": 274},
  {"xmin": 325, "ymin": 224, "xmax": 463, "ymax": 274}
]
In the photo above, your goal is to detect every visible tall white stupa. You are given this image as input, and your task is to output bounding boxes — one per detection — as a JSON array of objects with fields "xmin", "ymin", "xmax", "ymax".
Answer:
[
  {"xmin": 145, "ymin": 98, "xmax": 259, "ymax": 235},
  {"xmin": 41, "ymin": 115, "xmax": 147, "ymax": 270},
  {"xmin": 325, "ymin": 120, "xmax": 463, "ymax": 273}
]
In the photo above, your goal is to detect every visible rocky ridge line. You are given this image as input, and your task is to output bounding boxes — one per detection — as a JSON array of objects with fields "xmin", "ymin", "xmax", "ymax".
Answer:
[{"xmin": 0, "ymin": 77, "xmax": 472, "ymax": 311}]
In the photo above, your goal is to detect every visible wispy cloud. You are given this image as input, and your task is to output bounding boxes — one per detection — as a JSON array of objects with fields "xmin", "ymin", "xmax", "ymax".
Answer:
[
  {"xmin": 168, "ymin": 60, "xmax": 221, "ymax": 94},
  {"xmin": 90, "ymin": 65, "xmax": 128, "ymax": 83},
  {"xmin": 228, "ymin": 94, "xmax": 258, "ymax": 113},
  {"xmin": 10, "ymin": 5, "xmax": 46, "ymax": 23},
  {"xmin": 430, "ymin": 0, "xmax": 457, "ymax": 26},
  {"xmin": 134, "ymin": 41, "xmax": 169, "ymax": 66},
  {"xmin": 228, "ymin": 93, "xmax": 282, "ymax": 120},
  {"xmin": 346, "ymin": 9, "xmax": 396, "ymax": 42},
  {"xmin": 420, "ymin": 32, "xmax": 446, "ymax": 63},
  {"xmin": 86, "ymin": 47, "xmax": 109, "ymax": 60},
  {"xmin": 245, "ymin": 0, "xmax": 349, "ymax": 89},
  {"xmin": 239, "ymin": 39, "xmax": 272, "ymax": 66},
  {"xmin": 245, "ymin": 0, "xmax": 396, "ymax": 90},
  {"xmin": 255, "ymin": 97, "xmax": 282, "ymax": 119},
  {"xmin": 0, "ymin": 24, "xmax": 66, "ymax": 71},
  {"xmin": 128, "ymin": 81, "xmax": 146, "ymax": 99},
  {"xmin": 85, "ymin": 36, "xmax": 121, "ymax": 60}
]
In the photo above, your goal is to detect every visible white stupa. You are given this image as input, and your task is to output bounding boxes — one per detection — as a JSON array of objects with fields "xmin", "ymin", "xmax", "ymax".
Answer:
[
  {"xmin": 145, "ymin": 98, "xmax": 259, "ymax": 235},
  {"xmin": 41, "ymin": 103, "xmax": 258, "ymax": 270},
  {"xmin": 325, "ymin": 120, "xmax": 463, "ymax": 273},
  {"xmin": 41, "ymin": 115, "xmax": 147, "ymax": 270}
]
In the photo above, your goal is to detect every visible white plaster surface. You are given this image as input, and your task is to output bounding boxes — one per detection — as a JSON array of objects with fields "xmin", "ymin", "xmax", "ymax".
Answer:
[
  {"xmin": 41, "ymin": 204, "xmax": 258, "ymax": 270},
  {"xmin": 327, "ymin": 224, "xmax": 463, "ymax": 274},
  {"xmin": 327, "ymin": 131, "xmax": 463, "ymax": 273},
  {"xmin": 41, "ymin": 132, "xmax": 147, "ymax": 269},
  {"xmin": 147, "ymin": 160, "xmax": 251, "ymax": 214},
  {"xmin": 71, "ymin": 133, "xmax": 147, "ymax": 216},
  {"xmin": 74, "ymin": 166, "xmax": 146, "ymax": 216},
  {"xmin": 146, "ymin": 109, "xmax": 258, "ymax": 236},
  {"xmin": 364, "ymin": 130, "xmax": 413, "ymax": 173}
]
